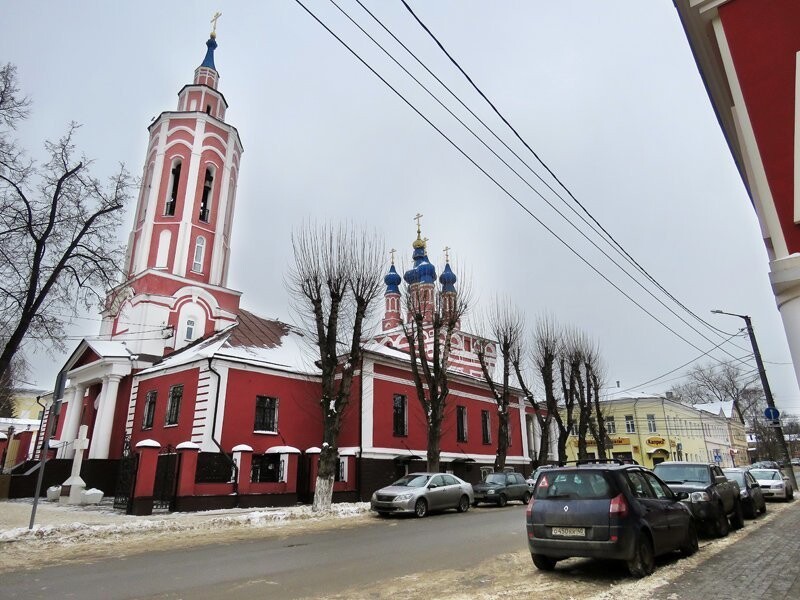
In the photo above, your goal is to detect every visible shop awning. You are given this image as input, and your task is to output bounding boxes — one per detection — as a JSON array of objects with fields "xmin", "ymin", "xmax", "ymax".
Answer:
[
  {"xmin": 646, "ymin": 447, "xmax": 669, "ymax": 454},
  {"xmin": 393, "ymin": 454, "xmax": 422, "ymax": 463},
  {"xmin": 450, "ymin": 457, "xmax": 476, "ymax": 463}
]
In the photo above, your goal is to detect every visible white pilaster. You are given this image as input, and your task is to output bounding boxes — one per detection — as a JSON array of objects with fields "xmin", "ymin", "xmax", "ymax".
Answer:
[
  {"xmin": 89, "ymin": 375, "xmax": 123, "ymax": 459},
  {"xmin": 60, "ymin": 384, "xmax": 86, "ymax": 458},
  {"xmin": 174, "ymin": 120, "xmax": 207, "ymax": 278}
]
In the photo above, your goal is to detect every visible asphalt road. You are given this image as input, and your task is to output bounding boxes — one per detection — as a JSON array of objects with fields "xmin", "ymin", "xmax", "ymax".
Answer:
[{"xmin": 0, "ymin": 504, "xmax": 531, "ymax": 600}]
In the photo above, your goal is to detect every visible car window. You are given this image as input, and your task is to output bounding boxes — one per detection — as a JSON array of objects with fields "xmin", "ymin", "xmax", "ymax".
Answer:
[
  {"xmin": 392, "ymin": 474, "xmax": 430, "ymax": 488},
  {"xmin": 430, "ymin": 475, "xmax": 445, "ymax": 487},
  {"xmin": 723, "ymin": 470, "xmax": 745, "ymax": 486},
  {"xmin": 534, "ymin": 471, "xmax": 612, "ymax": 499},
  {"xmin": 642, "ymin": 472, "xmax": 669, "ymax": 499},
  {"xmin": 654, "ymin": 464, "xmax": 711, "ymax": 484},
  {"xmin": 745, "ymin": 472, "xmax": 756, "ymax": 486},
  {"xmin": 442, "ymin": 474, "xmax": 459, "ymax": 486},
  {"xmin": 511, "ymin": 474, "xmax": 523, "ymax": 485},
  {"xmin": 485, "ymin": 473, "xmax": 506, "ymax": 485},
  {"xmin": 625, "ymin": 471, "xmax": 655, "ymax": 499}
]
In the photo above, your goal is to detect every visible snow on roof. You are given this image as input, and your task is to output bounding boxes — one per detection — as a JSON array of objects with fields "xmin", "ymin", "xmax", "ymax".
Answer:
[
  {"xmin": 693, "ymin": 400, "xmax": 734, "ymax": 418},
  {"xmin": 84, "ymin": 339, "xmax": 131, "ymax": 358},
  {"xmin": 138, "ymin": 309, "xmax": 319, "ymax": 376}
]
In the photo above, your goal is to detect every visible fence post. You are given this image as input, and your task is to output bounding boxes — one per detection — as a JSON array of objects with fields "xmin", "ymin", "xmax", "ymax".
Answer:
[
  {"xmin": 175, "ymin": 442, "xmax": 200, "ymax": 504},
  {"xmin": 131, "ymin": 439, "xmax": 161, "ymax": 516},
  {"xmin": 233, "ymin": 444, "xmax": 254, "ymax": 495}
]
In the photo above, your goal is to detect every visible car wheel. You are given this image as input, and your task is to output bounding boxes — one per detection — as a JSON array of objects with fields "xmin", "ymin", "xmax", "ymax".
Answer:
[
  {"xmin": 531, "ymin": 553, "xmax": 557, "ymax": 571},
  {"xmin": 498, "ymin": 494, "xmax": 507, "ymax": 508},
  {"xmin": 414, "ymin": 498, "xmax": 428, "ymax": 518},
  {"xmin": 743, "ymin": 499, "xmax": 756, "ymax": 519},
  {"xmin": 627, "ymin": 533, "xmax": 655, "ymax": 578},
  {"xmin": 680, "ymin": 522, "xmax": 699, "ymax": 557},
  {"xmin": 522, "ymin": 491, "xmax": 531, "ymax": 505},
  {"xmin": 731, "ymin": 500, "xmax": 745, "ymax": 530},
  {"xmin": 713, "ymin": 507, "xmax": 730, "ymax": 538},
  {"xmin": 457, "ymin": 495, "xmax": 470, "ymax": 513},
  {"xmin": 760, "ymin": 500, "xmax": 767, "ymax": 515}
]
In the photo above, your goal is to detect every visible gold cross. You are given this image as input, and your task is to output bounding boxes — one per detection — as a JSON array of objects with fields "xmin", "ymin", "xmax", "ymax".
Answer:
[
  {"xmin": 443, "ymin": 246, "xmax": 451, "ymax": 262},
  {"xmin": 211, "ymin": 11, "xmax": 222, "ymax": 35},
  {"xmin": 389, "ymin": 248, "xmax": 396, "ymax": 265},
  {"xmin": 413, "ymin": 213, "xmax": 423, "ymax": 228}
]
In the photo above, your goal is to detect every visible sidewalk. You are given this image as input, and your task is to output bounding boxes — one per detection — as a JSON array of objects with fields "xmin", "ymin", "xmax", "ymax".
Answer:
[{"xmin": 652, "ymin": 502, "xmax": 800, "ymax": 599}]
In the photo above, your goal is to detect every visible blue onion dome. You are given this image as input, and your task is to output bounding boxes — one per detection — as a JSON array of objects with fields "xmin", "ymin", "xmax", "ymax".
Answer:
[
  {"xmin": 384, "ymin": 264, "xmax": 401, "ymax": 294},
  {"xmin": 416, "ymin": 259, "xmax": 436, "ymax": 284},
  {"xmin": 201, "ymin": 35, "xmax": 218, "ymax": 70},
  {"xmin": 439, "ymin": 262, "xmax": 457, "ymax": 293},
  {"xmin": 403, "ymin": 265, "xmax": 420, "ymax": 285}
]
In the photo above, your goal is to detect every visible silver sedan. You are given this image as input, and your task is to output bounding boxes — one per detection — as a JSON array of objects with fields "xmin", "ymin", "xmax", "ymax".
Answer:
[{"xmin": 370, "ymin": 472, "xmax": 474, "ymax": 518}]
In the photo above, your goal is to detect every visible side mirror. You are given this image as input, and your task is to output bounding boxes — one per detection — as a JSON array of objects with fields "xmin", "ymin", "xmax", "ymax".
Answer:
[
  {"xmin": 714, "ymin": 475, "xmax": 727, "ymax": 485},
  {"xmin": 676, "ymin": 491, "xmax": 689, "ymax": 501},
  {"xmin": 429, "ymin": 483, "xmax": 438, "ymax": 489},
  {"xmin": 751, "ymin": 483, "xmax": 759, "ymax": 488}
]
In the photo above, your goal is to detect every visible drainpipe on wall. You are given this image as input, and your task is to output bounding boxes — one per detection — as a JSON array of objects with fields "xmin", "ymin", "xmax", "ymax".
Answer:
[
  {"xmin": 357, "ymin": 354, "xmax": 364, "ymax": 502},
  {"xmin": 206, "ymin": 357, "xmax": 239, "ymax": 506},
  {"xmin": 662, "ymin": 399, "xmax": 674, "ymax": 461},
  {"xmin": 633, "ymin": 399, "xmax": 645, "ymax": 466}
]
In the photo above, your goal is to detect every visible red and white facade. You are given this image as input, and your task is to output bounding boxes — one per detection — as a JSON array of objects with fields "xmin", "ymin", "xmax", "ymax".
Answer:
[
  {"xmin": 48, "ymin": 32, "xmax": 548, "ymax": 510},
  {"xmin": 676, "ymin": 0, "xmax": 800, "ymax": 390}
]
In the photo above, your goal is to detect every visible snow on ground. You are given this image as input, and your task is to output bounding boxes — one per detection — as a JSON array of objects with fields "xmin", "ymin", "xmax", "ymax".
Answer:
[{"xmin": 0, "ymin": 497, "xmax": 371, "ymax": 545}]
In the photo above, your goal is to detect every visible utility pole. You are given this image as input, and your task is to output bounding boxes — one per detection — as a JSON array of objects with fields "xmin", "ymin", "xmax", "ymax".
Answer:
[{"xmin": 712, "ymin": 310, "xmax": 798, "ymax": 490}]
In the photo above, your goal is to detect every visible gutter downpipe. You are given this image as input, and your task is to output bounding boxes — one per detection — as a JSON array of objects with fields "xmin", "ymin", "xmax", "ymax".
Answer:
[
  {"xmin": 357, "ymin": 353, "xmax": 364, "ymax": 502},
  {"xmin": 206, "ymin": 357, "xmax": 239, "ymax": 506},
  {"xmin": 662, "ymin": 398, "xmax": 674, "ymax": 461},
  {"xmin": 633, "ymin": 399, "xmax": 645, "ymax": 466}
]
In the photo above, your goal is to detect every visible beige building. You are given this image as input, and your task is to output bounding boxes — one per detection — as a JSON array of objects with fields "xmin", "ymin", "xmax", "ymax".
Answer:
[{"xmin": 566, "ymin": 394, "xmax": 747, "ymax": 469}]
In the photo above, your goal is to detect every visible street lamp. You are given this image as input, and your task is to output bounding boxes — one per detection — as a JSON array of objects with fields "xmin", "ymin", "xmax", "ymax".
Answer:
[{"xmin": 711, "ymin": 309, "xmax": 798, "ymax": 489}]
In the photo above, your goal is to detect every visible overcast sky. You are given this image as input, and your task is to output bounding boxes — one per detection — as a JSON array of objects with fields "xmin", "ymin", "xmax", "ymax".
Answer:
[{"xmin": 4, "ymin": 1, "xmax": 799, "ymax": 416}]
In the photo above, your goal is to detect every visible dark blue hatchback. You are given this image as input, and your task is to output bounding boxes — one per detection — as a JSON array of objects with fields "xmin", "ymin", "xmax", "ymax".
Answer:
[{"xmin": 525, "ymin": 462, "xmax": 698, "ymax": 577}]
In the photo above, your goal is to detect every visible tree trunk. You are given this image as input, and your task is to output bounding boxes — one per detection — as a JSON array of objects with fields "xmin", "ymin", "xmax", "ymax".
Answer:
[
  {"xmin": 313, "ymin": 443, "xmax": 338, "ymax": 512},
  {"xmin": 537, "ymin": 416, "xmax": 551, "ymax": 465},
  {"xmin": 557, "ymin": 428, "xmax": 569, "ymax": 465},
  {"xmin": 494, "ymin": 408, "xmax": 509, "ymax": 472},
  {"xmin": 426, "ymin": 421, "xmax": 441, "ymax": 473}
]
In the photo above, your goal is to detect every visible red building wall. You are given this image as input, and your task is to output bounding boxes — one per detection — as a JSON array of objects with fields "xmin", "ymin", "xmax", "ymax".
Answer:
[
  {"xmin": 130, "ymin": 368, "xmax": 199, "ymax": 449},
  {"xmin": 719, "ymin": 0, "xmax": 800, "ymax": 252}
]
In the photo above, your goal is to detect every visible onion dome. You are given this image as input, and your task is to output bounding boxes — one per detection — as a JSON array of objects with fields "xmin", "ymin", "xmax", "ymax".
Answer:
[
  {"xmin": 439, "ymin": 262, "xmax": 457, "ymax": 293},
  {"xmin": 403, "ymin": 264, "xmax": 420, "ymax": 285},
  {"xmin": 200, "ymin": 35, "xmax": 218, "ymax": 70},
  {"xmin": 384, "ymin": 264, "xmax": 401, "ymax": 294},
  {"xmin": 417, "ymin": 258, "xmax": 436, "ymax": 284}
]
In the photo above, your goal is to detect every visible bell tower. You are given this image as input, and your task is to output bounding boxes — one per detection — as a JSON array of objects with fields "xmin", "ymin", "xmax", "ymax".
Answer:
[{"xmin": 101, "ymin": 24, "xmax": 243, "ymax": 358}]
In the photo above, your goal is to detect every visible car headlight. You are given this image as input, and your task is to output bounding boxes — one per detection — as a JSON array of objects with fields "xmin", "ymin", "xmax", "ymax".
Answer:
[
  {"xmin": 487, "ymin": 489, "xmax": 496, "ymax": 495},
  {"xmin": 394, "ymin": 493, "xmax": 414, "ymax": 502},
  {"xmin": 776, "ymin": 483, "xmax": 785, "ymax": 488},
  {"xmin": 690, "ymin": 491, "xmax": 710, "ymax": 503}
]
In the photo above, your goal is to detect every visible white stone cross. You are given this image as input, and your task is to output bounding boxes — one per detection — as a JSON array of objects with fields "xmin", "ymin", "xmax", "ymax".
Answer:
[{"xmin": 60, "ymin": 425, "xmax": 89, "ymax": 504}]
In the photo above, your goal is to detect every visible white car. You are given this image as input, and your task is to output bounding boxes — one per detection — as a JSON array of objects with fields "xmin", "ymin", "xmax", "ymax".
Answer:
[{"xmin": 749, "ymin": 468, "xmax": 794, "ymax": 501}]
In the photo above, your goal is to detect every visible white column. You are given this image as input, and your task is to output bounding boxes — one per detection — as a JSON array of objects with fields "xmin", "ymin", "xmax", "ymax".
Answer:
[
  {"xmin": 61, "ymin": 384, "xmax": 86, "ymax": 458},
  {"xmin": 89, "ymin": 375, "xmax": 122, "ymax": 459}
]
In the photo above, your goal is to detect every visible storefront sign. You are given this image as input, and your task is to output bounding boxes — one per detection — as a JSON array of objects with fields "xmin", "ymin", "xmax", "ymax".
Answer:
[{"xmin": 646, "ymin": 436, "xmax": 666, "ymax": 447}]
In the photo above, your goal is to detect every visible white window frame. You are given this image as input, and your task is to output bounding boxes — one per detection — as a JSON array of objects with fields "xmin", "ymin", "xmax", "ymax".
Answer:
[{"xmin": 192, "ymin": 236, "xmax": 205, "ymax": 273}]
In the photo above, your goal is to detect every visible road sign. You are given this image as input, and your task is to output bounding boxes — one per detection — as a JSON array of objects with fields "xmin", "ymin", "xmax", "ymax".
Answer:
[
  {"xmin": 714, "ymin": 454, "xmax": 722, "ymax": 463},
  {"xmin": 764, "ymin": 406, "xmax": 780, "ymax": 421}
]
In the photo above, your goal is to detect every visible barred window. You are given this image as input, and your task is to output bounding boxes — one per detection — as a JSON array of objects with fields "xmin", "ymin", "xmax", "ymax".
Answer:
[
  {"xmin": 393, "ymin": 394, "xmax": 407, "ymax": 436},
  {"xmin": 142, "ymin": 391, "xmax": 156, "ymax": 430},
  {"xmin": 251, "ymin": 454, "xmax": 283, "ymax": 483},
  {"xmin": 254, "ymin": 396, "xmax": 278, "ymax": 432},
  {"xmin": 165, "ymin": 385, "xmax": 183, "ymax": 426},
  {"xmin": 456, "ymin": 405, "xmax": 467, "ymax": 442}
]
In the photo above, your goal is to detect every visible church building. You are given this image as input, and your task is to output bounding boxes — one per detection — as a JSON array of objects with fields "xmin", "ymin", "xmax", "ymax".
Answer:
[{"xmin": 43, "ymin": 30, "xmax": 547, "ymax": 512}]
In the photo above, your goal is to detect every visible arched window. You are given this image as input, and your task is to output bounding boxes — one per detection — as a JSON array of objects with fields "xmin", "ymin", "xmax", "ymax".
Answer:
[
  {"xmin": 192, "ymin": 236, "xmax": 205, "ymax": 272},
  {"xmin": 199, "ymin": 166, "xmax": 214, "ymax": 222},
  {"xmin": 165, "ymin": 159, "xmax": 181, "ymax": 216}
]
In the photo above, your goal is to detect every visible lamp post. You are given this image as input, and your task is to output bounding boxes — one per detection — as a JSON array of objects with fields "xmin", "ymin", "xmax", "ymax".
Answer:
[{"xmin": 711, "ymin": 310, "xmax": 798, "ymax": 489}]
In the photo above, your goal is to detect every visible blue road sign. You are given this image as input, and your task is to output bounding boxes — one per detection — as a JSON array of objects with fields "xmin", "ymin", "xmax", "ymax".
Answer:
[{"xmin": 764, "ymin": 406, "xmax": 780, "ymax": 421}]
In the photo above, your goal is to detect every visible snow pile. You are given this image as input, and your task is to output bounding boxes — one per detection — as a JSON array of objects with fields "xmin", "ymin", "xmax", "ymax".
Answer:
[{"xmin": 0, "ymin": 502, "xmax": 371, "ymax": 545}]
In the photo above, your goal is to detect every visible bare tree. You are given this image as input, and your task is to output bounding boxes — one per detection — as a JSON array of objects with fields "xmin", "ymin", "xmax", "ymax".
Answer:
[
  {"xmin": 475, "ymin": 298, "xmax": 523, "ymax": 472},
  {"xmin": 519, "ymin": 315, "xmax": 563, "ymax": 465},
  {"xmin": 400, "ymin": 259, "xmax": 470, "ymax": 473},
  {"xmin": 0, "ymin": 63, "xmax": 131, "ymax": 387},
  {"xmin": 287, "ymin": 223, "xmax": 384, "ymax": 511},
  {"xmin": 669, "ymin": 362, "xmax": 758, "ymax": 424}
]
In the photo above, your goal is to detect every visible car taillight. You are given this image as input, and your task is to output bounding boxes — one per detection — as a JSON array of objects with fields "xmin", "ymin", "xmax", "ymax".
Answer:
[
  {"xmin": 609, "ymin": 493, "xmax": 628, "ymax": 518},
  {"xmin": 526, "ymin": 497, "xmax": 534, "ymax": 520}
]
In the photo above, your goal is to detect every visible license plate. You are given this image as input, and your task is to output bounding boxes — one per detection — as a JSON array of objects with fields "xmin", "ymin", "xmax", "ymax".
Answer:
[{"xmin": 551, "ymin": 527, "xmax": 585, "ymax": 537}]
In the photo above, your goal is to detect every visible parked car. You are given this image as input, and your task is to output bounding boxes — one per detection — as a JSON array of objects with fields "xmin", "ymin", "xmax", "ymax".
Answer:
[
  {"xmin": 526, "ymin": 465, "xmax": 558, "ymax": 491},
  {"xmin": 526, "ymin": 463, "xmax": 697, "ymax": 578},
  {"xmin": 653, "ymin": 462, "xmax": 743, "ymax": 537},
  {"xmin": 472, "ymin": 472, "xmax": 530, "ymax": 506},
  {"xmin": 723, "ymin": 467, "xmax": 767, "ymax": 518},
  {"xmin": 791, "ymin": 458, "xmax": 800, "ymax": 467},
  {"xmin": 370, "ymin": 472, "xmax": 473, "ymax": 518},
  {"xmin": 751, "ymin": 460, "xmax": 781, "ymax": 470},
  {"xmin": 749, "ymin": 468, "xmax": 794, "ymax": 502}
]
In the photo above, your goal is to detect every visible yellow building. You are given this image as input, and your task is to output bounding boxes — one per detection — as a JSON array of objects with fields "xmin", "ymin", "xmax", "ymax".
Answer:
[
  {"xmin": 565, "ymin": 393, "xmax": 741, "ymax": 469},
  {"xmin": 11, "ymin": 388, "xmax": 48, "ymax": 420}
]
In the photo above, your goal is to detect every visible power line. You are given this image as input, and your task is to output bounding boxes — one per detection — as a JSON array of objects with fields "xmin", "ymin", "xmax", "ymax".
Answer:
[
  {"xmin": 334, "ymin": 0, "xmax": 751, "ymax": 365},
  {"xmin": 293, "ymin": 0, "xmax": 736, "ymax": 360},
  {"xmin": 397, "ymin": 0, "xmax": 756, "ymax": 356}
]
